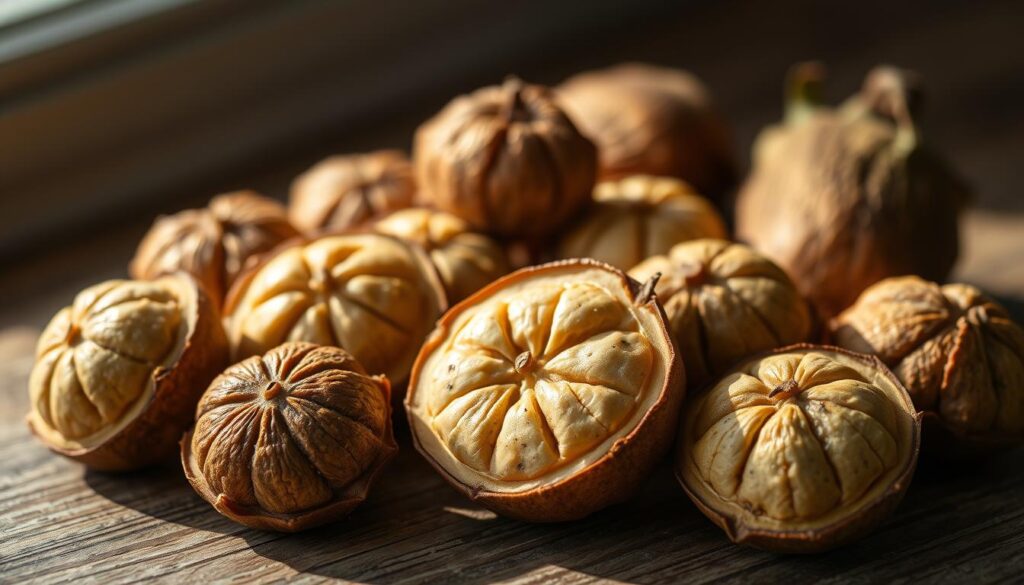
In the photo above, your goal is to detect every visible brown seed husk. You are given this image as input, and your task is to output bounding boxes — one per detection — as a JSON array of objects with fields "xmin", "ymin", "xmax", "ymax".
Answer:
[
  {"xmin": 735, "ymin": 64, "xmax": 969, "ymax": 317},
  {"xmin": 831, "ymin": 276, "xmax": 1024, "ymax": 452},
  {"xmin": 557, "ymin": 175, "xmax": 727, "ymax": 271},
  {"xmin": 558, "ymin": 63, "xmax": 737, "ymax": 201},
  {"xmin": 630, "ymin": 239, "xmax": 812, "ymax": 391},
  {"xmin": 373, "ymin": 208, "xmax": 510, "ymax": 303},
  {"xmin": 223, "ymin": 232, "xmax": 447, "ymax": 389},
  {"xmin": 27, "ymin": 273, "xmax": 228, "ymax": 470},
  {"xmin": 130, "ymin": 191, "xmax": 300, "ymax": 307},
  {"xmin": 406, "ymin": 259, "xmax": 684, "ymax": 522},
  {"xmin": 414, "ymin": 78, "xmax": 597, "ymax": 240},
  {"xmin": 676, "ymin": 344, "xmax": 921, "ymax": 553},
  {"xmin": 181, "ymin": 342, "xmax": 397, "ymax": 531},
  {"xmin": 289, "ymin": 150, "xmax": 416, "ymax": 234}
]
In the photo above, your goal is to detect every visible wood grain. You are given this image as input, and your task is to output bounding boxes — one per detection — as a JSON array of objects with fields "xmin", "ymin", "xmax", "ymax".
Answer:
[{"xmin": 2, "ymin": 433, "xmax": 1022, "ymax": 584}]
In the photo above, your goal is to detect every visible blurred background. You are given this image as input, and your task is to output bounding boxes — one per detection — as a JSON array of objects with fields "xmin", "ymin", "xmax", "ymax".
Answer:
[{"xmin": 1, "ymin": 0, "xmax": 1022, "ymax": 312}]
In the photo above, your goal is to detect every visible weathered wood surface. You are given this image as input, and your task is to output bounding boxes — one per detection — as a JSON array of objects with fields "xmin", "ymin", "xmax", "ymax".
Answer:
[{"xmin": 3, "ymin": 1, "xmax": 1024, "ymax": 582}]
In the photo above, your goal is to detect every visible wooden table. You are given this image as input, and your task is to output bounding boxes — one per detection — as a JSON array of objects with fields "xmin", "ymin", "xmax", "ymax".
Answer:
[{"xmin": 4, "ymin": 1, "xmax": 1024, "ymax": 581}]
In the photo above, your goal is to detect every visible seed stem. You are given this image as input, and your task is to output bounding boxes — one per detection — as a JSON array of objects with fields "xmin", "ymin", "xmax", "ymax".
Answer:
[
  {"xmin": 514, "ymin": 351, "xmax": 534, "ymax": 374},
  {"xmin": 769, "ymin": 379, "xmax": 800, "ymax": 399},
  {"xmin": 636, "ymin": 272, "xmax": 661, "ymax": 306}
]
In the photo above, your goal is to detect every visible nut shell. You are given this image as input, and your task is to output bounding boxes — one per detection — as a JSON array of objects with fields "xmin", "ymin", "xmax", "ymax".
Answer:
[
  {"xmin": 557, "ymin": 175, "xmax": 727, "ymax": 271},
  {"xmin": 289, "ymin": 151, "xmax": 416, "ymax": 234},
  {"xmin": 414, "ymin": 78, "xmax": 597, "ymax": 240},
  {"xmin": 676, "ymin": 345, "xmax": 920, "ymax": 553},
  {"xmin": 224, "ymin": 232, "xmax": 447, "ymax": 387},
  {"xmin": 406, "ymin": 259, "xmax": 684, "ymax": 521},
  {"xmin": 735, "ymin": 65, "xmax": 968, "ymax": 316},
  {"xmin": 374, "ymin": 208, "xmax": 510, "ymax": 302},
  {"xmin": 831, "ymin": 276, "xmax": 1024, "ymax": 451},
  {"xmin": 630, "ymin": 239, "xmax": 811, "ymax": 391},
  {"xmin": 181, "ymin": 342, "xmax": 396, "ymax": 531},
  {"xmin": 27, "ymin": 273, "xmax": 228, "ymax": 470},
  {"xmin": 130, "ymin": 191, "xmax": 300, "ymax": 307},
  {"xmin": 558, "ymin": 63, "xmax": 736, "ymax": 200}
]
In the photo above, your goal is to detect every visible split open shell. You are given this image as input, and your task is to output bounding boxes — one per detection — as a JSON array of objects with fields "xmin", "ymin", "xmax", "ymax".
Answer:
[
  {"xmin": 407, "ymin": 259, "xmax": 684, "ymax": 521},
  {"xmin": 676, "ymin": 345, "xmax": 920, "ymax": 552}
]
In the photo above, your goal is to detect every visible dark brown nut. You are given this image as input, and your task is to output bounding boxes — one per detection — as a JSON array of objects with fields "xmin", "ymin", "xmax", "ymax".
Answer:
[
  {"xmin": 374, "ymin": 208, "xmax": 509, "ymax": 303},
  {"xmin": 289, "ymin": 150, "xmax": 416, "ymax": 234},
  {"xmin": 407, "ymin": 260, "xmax": 684, "ymax": 521},
  {"xmin": 27, "ymin": 274, "xmax": 227, "ymax": 470},
  {"xmin": 181, "ymin": 342, "xmax": 396, "ymax": 532},
  {"xmin": 677, "ymin": 345, "xmax": 921, "ymax": 553},
  {"xmin": 831, "ymin": 276, "xmax": 1024, "ymax": 451},
  {"xmin": 130, "ymin": 191, "xmax": 300, "ymax": 307},
  {"xmin": 558, "ymin": 63, "xmax": 737, "ymax": 201},
  {"xmin": 414, "ymin": 78, "xmax": 597, "ymax": 240},
  {"xmin": 630, "ymin": 239, "xmax": 811, "ymax": 391},
  {"xmin": 735, "ymin": 64, "xmax": 969, "ymax": 317},
  {"xmin": 557, "ymin": 175, "xmax": 727, "ymax": 271},
  {"xmin": 224, "ymin": 232, "xmax": 447, "ymax": 388}
]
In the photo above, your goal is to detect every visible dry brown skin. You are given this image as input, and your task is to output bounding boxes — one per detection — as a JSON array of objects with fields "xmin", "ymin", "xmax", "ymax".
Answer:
[
  {"xmin": 224, "ymin": 233, "xmax": 446, "ymax": 387},
  {"xmin": 735, "ymin": 64, "xmax": 968, "ymax": 317},
  {"xmin": 374, "ymin": 208, "xmax": 510, "ymax": 302},
  {"xmin": 677, "ymin": 345, "xmax": 920, "ymax": 553},
  {"xmin": 130, "ymin": 191, "xmax": 300, "ymax": 307},
  {"xmin": 288, "ymin": 151, "xmax": 416, "ymax": 234},
  {"xmin": 630, "ymin": 239, "xmax": 811, "ymax": 392},
  {"xmin": 557, "ymin": 175, "xmax": 727, "ymax": 271},
  {"xmin": 27, "ymin": 274, "xmax": 227, "ymax": 470},
  {"xmin": 831, "ymin": 276, "xmax": 1024, "ymax": 449},
  {"xmin": 181, "ymin": 342, "xmax": 396, "ymax": 532},
  {"xmin": 407, "ymin": 260, "xmax": 684, "ymax": 521},
  {"xmin": 558, "ymin": 63, "xmax": 736, "ymax": 201},
  {"xmin": 414, "ymin": 78, "xmax": 597, "ymax": 240}
]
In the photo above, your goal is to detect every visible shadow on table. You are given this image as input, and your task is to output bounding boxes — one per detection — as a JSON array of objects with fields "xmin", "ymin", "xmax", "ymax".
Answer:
[
  {"xmin": 242, "ymin": 460, "xmax": 717, "ymax": 585},
  {"xmin": 84, "ymin": 460, "xmax": 242, "ymax": 536},
  {"xmin": 783, "ymin": 447, "xmax": 1024, "ymax": 581},
  {"xmin": 243, "ymin": 440, "xmax": 1024, "ymax": 584},
  {"xmin": 83, "ymin": 417, "xmax": 1024, "ymax": 584}
]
